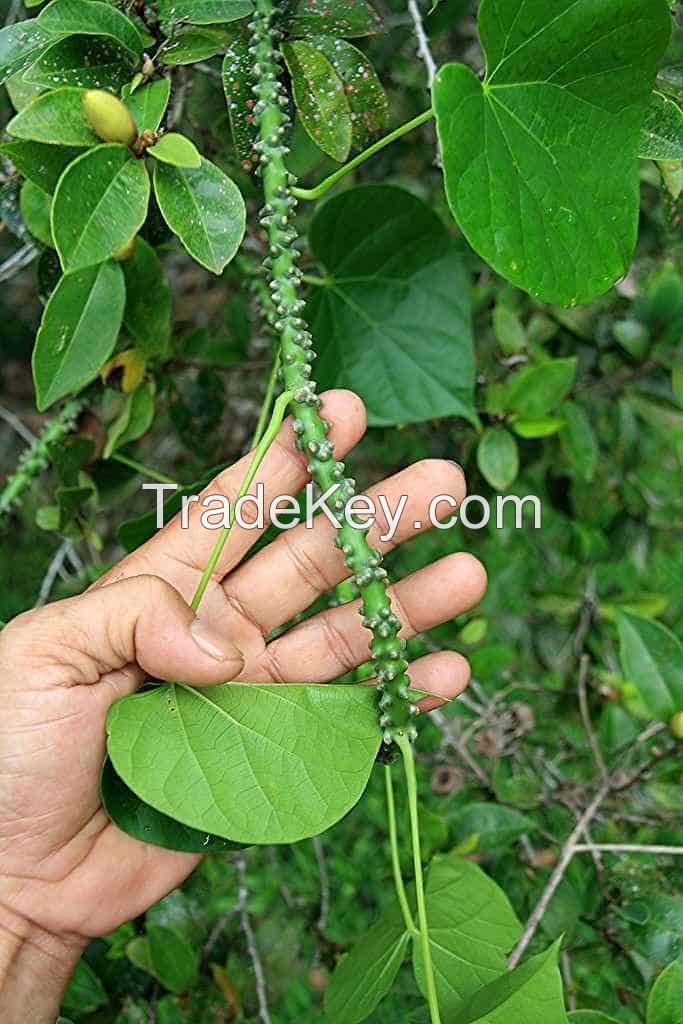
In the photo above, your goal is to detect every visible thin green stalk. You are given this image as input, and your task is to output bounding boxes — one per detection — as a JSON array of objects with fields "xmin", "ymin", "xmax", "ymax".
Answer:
[
  {"xmin": 291, "ymin": 109, "xmax": 434, "ymax": 202},
  {"xmin": 250, "ymin": 348, "xmax": 281, "ymax": 449},
  {"xmin": 395, "ymin": 732, "xmax": 441, "ymax": 1024},
  {"xmin": 250, "ymin": 0, "xmax": 416, "ymax": 739},
  {"xmin": 111, "ymin": 452, "xmax": 177, "ymax": 486},
  {"xmin": 190, "ymin": 390, "xmax": 294, "ymax": 612},
  {"xmin": 384, "ymin": 764, "xmax": 417, "ymax": 936}
]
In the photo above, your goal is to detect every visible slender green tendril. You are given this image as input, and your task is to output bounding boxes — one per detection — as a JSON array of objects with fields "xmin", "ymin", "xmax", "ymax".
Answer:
[
  {"xmin": 395, "ymin": 732, "xmax": 441, "ymax": 1024},
  {"xmin": 111, "ymin": 452, "xmax": 177, "ymax": 486},
  {"xmin": 250, "ymin": 348, "xmax": 282, "ymax": 449},
  {"xmin": 291, "ymin": 109, "xmax": 434, "ymax": 202},
  {"xmin": 190, "ymin": 390, "xmax": 294, "ymax": 613},
  {"xmin": 385, "ymin": 764, "xmax": 417, "ymax": 936},
  {"xmin": 249, "ymin": 0, "xmax": 416, "ymax": 741}
]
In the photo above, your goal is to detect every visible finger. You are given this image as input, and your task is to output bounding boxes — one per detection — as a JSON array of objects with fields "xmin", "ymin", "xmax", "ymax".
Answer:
[
  {"xmin": 4, "ymin": 575, "xmax": 244, "ymax": 698},
  {"xmin": 245, "ymin": 552, "xmax": 486, "ymax": 683},
  {"xmin": 98, "ymin": 390, "xmax": 367, "ymax": 603},
  {"xmin": 225, "ymin": 459, "xmax": 467, "ymax": 636},
  {"xmin": 375, "ymin": 650, "xmax": 471, "ymax": 712}
]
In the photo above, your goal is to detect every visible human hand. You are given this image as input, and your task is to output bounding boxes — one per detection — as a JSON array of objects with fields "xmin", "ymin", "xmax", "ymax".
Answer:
[{"xmin": 0, "ymin": 390, "xmax": 486, "ymax": 1021}]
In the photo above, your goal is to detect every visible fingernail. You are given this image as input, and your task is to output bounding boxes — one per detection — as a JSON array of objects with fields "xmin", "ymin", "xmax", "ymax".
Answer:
[
  {"xmin": 449, "ymin": 460, "xmax": 465, "ymax": 476},
  {"xmin": 190, "ymin": 617, "xmax": 244, "ymax": 667}
]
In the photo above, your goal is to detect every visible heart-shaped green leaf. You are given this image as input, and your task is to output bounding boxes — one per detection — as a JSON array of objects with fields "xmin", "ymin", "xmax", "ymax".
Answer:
[
  {"xmin": 568, "ymin": 1014, "xmax": 621, "ymax": 1024},
  {"xmin": 324, "ymin": 902, "xmax": 409, "ymax": 1024},
  {"xmin": 308, "ymin": 184, "xmax": 476, "ymax": 427},
  {"xmin": 7, "ymin": 86, "xmax": 98, "ymax": 145},
  {"xmin": 157, "ymin": 0, "xmax": 253, "ymax": 25},
  {"xmin": 52, "ymin": 143, "xmax": 150, "ymax": 271},
  {"xmin": 25, "ymin": 35, "xmax": 134, "ymax": 92},
  {"xmin": 38, "ymin": 0, "xmax": 143, "ymax": 58},
  {"xmin": 433, "ymin": 0, "xmax": 672, "ymax": 305},
  {"xmin": 0, "ymin": 20, "xmax": 56, "ymax": 85},
  {"xmin": 457, "ymin": 940, "xmax": 566, "ymax": 1024},
  {"xmin": 33, "ymin": 260, "xmax": 125, "ymax": 410},
  {"xmin": 282, "ymin": 40, "xmax": 352, "ymax": 163},
  {"xmin": 640, "ymin": 92, "xmax": 683, "ymax": 161},
  {"xmin": 107, "ymin": 682, "xmax": 381, "ymax": 845},
  {"xmin": 618, "ymin": 611, "xmax": 683, "ymax": 722},
  {"xmin": 153, "ymin": 157, "xmax": 245, "ymax": 274},
  {"xmin": 149, "ymin": 132, "xmax": 202, "ymax": 169},
  {"xmin": 412, "ymin": 854, "xmax": 522, "ymax": 1018},
  {"xmin": 101, "ymin": 758, "xmax": 244, "ymax": 853},
  {"xmin": 123, "ymin": 78, "xmax": 171, "ymax": 135}
]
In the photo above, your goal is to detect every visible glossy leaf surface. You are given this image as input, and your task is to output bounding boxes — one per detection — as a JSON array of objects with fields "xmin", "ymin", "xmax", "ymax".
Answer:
[
  {"xmin": 38, "ymin": 0, "xmax": 143, "ymax": 58},
  {"xmin": 308, "ymin": 185, "xmax": 476, "ymax": 427},
  {"xmin": 153, "ymin": 158, "xmax": 245, "ymax": 274},
  {"xmin": 433, "ymin": 0, "xmax": 672, "ymax": 305},
  {"xmin": 311, "ymin": 36, "xmax": 389, "ymax": 150},
  {"xmin": 0, "ymin": 140, "xmax": 81, "ymax": 193},
  {"xmin": 283, "ymin": 0, "xmax": 382, "ymax": 39},
  {"xmin": 0, "ymin": 20, "xmax": 56, "ymax": 85},
  {"xmin": 157, "ymin": 0, "xmax": 253, "ymax": 25},
  {"xmin": 149, "ymin": 132, "xmax": 202, "ymax": 168},
  {"xmin": 7, "ymin": 86, "xmax": 98, "ymax": 145},
  {"xmin": 106, "ymin": 683, "xmax": 381, "ymax": 845},
  {"xmin": 122, "ymin": 238, "xmax": 172, "ymax": 356},
  {"xmin": 640, "ymin": 92, "xmax": 683, "ymax": 161},
  {"xmin": 282, "ymin": 40, "xmax": 352, "ymax": 162},
  {"xmin": 123, "ymin": 78, "xmax": 171, "ymax": 133},
  {"xmin": 25, "ymin": 35, "xmax": 133, "ymax": 91},
  {"xmin": 20, "ymin": 179, "xmax": 54, "ymax": 247},
  {"xmin": 646, "ymin": 960, "xmax": 683, "ymax": 1024},
  {"xmin": 32, "ymin": 260, "xmax": 125, "ymax": 409},
  {"xmin": 222, "ymin": 38, "xmax": 259, "ymax": 168},
  {"xmin": 52, "ymin": 143, "xmax": 150, "ymax": 271}
]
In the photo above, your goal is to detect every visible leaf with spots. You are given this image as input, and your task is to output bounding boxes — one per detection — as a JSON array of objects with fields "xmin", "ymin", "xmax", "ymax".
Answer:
[
  {"xmin": 0, "ymin": 20, "xmax": 56, "ymax": 86},
  {"xmin": 311, "ymin": 36, "xmax": 388, "ymax": 151},
  {"xmin": 283, "ymin": 0, "xmax": 382, "ymax": 39},
  {"xmin": 106, "ymin": 683, "xmax": 381, "ymax": 845},
  {"xmin": 7, "ymin": 86, "xmax": 99, "ymax": 146},
  {"xmin": 282, "ymin": 40, "xmax": 352, "ymax": 163},
  {"xmin": 153, "ymin": 157, "xmax": 246, "ymax": 274},
  {"xmin": 52, "ymin": 143, "xmax": 151, "ymax": 271},
  {"xmin": 157, "ymin": 0, "xmax": 254, "ymax": 26},
  {"xmin": 25, "ymin": 35, "xmax": 134, "ymax": 92},
  {"xmin": 222, "ymin": 38, "xmax": 260, "ymax": 170},
  {"xmin": 433, "ymin": 0, "xmax": 672, "ymax": 305},
  {"xmin": 640, "ymin": 91, "xmax": 683, "ymax": 161},
  {"xmin": 38, "ymin": 0, "xmax": 143, "ymax": 59}
]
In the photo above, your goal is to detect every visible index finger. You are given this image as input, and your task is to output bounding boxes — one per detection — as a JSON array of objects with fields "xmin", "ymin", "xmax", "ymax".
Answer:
[{"xmin": 97, "ymin": 390, "xmax": 367, "ymax": 605}]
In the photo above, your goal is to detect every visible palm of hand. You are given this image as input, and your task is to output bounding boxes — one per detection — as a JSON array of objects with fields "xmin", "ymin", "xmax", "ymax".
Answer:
[{"xmin": 0, "ymin": 392, "xmax": 484, "ymax": 941}]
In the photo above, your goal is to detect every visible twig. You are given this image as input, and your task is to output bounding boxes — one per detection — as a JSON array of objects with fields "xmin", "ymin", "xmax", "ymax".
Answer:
[
  {"xmin": 573, "ymin": 844, "xmax": 683, "ymax": 855},
  {"xmin": 560, "ymin": 950, "xmax": 576, "ymax": 1011},
  {"xmin": 406, "ymin": 0, "xmax": 437, "ymax": 88},
  {"xmin": 577, "ymin": 653, "xmax": 607, "ymax": 780},
  {"xmin": 0, "ymin": 243, "xmax": 38, "ymax": 283},
  {"xmin": 312, "ymin": 836, "xmax": 330, "ymax": 935},
  {"xmin": 0, "ymin": 403, "xmax": 37, "ymax": 446},
  {"xmin": 36, "ymin": 540, "xmax": 72, "ymax": 607},
  {"xmin": 508, "ymin": 780, "xmax": 611, "ymax": 969},
  {"xmin": 235, "ymin": 854, "xmax": 272, "ymax": 1024}
]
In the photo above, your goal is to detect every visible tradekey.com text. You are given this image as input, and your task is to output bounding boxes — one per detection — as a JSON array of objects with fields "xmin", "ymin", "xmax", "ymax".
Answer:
[{"xmin": 144, "ymin": 483, "xmax": 542, "ymax": 543}]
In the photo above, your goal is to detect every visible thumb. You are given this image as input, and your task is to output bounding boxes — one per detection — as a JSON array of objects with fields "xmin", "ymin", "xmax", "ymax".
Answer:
[{"xmin": 6, "ymin": 574, "xmax": 244, "ymax": 692}]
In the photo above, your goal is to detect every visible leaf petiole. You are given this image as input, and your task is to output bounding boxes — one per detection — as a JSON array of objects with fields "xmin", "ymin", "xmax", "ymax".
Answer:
[
  {"xmin": 111, "ymin": 451, "xmax": 177, "ymax": 486},
  {"xmin": 395, "ymin": 730, "xmax": 441, "ymax": 1024},
  {"xmin": 190, "ymin": 388, "xmax": 294, "ymax": 613},
  {"xmin": 291, "ymin": 109, "xmax": 435, "ymax": 202},
  {"xmin": 384, "ymin": 764, "xmax": 418, "ymax": 936}
]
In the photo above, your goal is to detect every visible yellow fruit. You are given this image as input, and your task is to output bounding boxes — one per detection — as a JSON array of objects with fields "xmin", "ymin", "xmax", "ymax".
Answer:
[
  {"xmin": 82, "ymin": 89, "xmax": 137, "ymax": 146},
  {"xmin": 670, "ymin": 711, "xmax": 683, "ymax": 739},
  {"xmin": 112, "ymin": 234, "xmax": 137, "ymax": 262}
]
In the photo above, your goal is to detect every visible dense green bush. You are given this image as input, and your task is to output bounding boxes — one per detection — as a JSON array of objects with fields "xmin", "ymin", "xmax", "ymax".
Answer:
[{"xmin": 0, "ymin": 0, "xmax": 682, "ymax": 1021}]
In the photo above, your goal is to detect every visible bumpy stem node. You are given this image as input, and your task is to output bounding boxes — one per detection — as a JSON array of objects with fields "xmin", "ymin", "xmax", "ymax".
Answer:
[{"xmin": 248, "ymin": 0, "xmax": 415, "ymax": 739}]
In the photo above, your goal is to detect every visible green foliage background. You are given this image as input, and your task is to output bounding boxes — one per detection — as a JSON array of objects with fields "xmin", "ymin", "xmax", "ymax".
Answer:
[{"xmin": 0, "ymin": 0, "xmax": 681, "ymax": 1021}]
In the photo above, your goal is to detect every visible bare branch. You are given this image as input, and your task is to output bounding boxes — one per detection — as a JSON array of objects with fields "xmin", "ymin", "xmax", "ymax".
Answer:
[
  {"xmin": 573, "ymin": 844, "xmax": 683, "ymax": 856},
  {"xmin": 577, "ymin": 653, "xmax": 607, "ymax": 780},
  {"xmin": 0, "ymin": 243, "xmax": 38, "ymax": 283},
  {"xmin": 0, "ymin": 403, "xmax": 37, "ymax": 446},
  {"xmin": 312, "ymin": 835, "xmax": 330, "ymax": 935},
  {"xmin": 235, "ymin": 854, "xmax": 272, "ymax": 1024},
  {"xmin": 406, "ymin": 0, "xmax": 437, "ymax": 88}
]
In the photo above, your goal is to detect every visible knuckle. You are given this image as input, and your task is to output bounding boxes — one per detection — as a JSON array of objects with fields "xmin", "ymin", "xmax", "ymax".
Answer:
[{"xmin": 282, "ymin": 532, "xmax": 334, "ymax": 595}]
